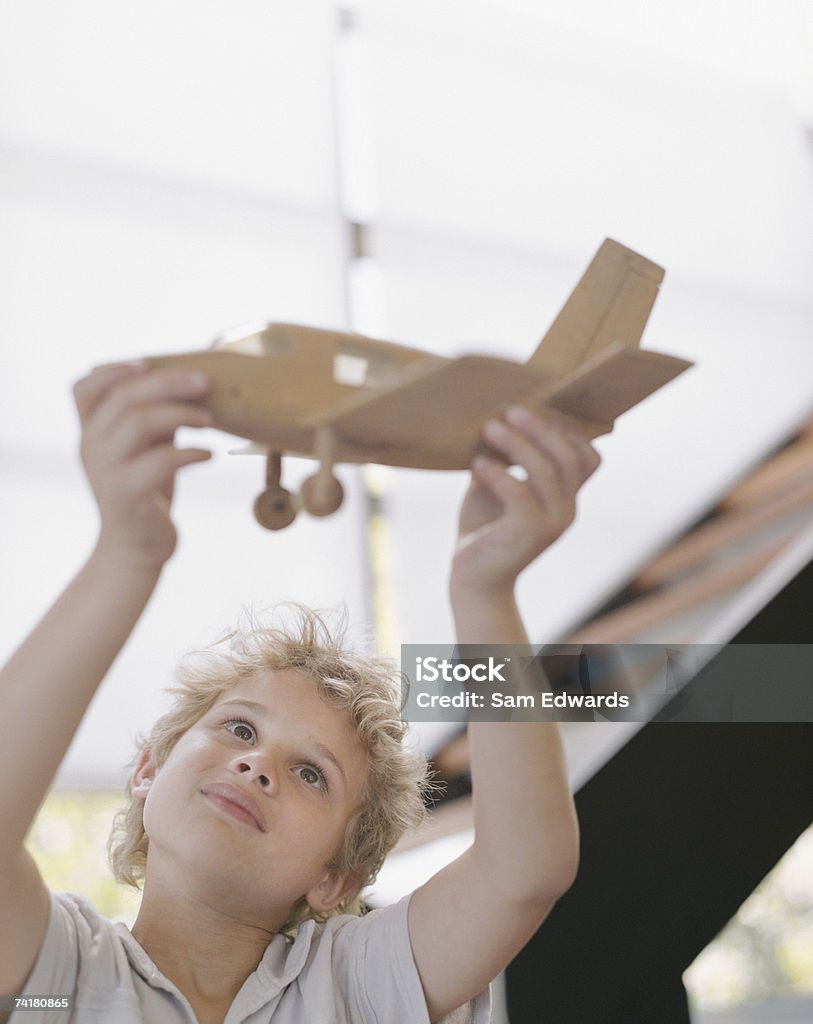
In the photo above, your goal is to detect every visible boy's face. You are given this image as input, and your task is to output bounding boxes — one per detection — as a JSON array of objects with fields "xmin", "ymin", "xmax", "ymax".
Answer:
[{"xmin": 134, "ymin": 669, "xmax": 369, "ymax": 922}]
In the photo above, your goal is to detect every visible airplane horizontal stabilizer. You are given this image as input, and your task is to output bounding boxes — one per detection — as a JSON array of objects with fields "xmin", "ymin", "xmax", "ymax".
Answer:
[{"xmin": 543, "ymin": 345, "xmax": 693, "ymax": 437}]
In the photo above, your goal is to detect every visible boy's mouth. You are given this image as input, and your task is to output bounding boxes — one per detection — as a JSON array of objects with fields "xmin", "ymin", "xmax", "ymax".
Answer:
[{"xmin": 201, "ymin": 782, "xmax": 267, "ymax": 832}]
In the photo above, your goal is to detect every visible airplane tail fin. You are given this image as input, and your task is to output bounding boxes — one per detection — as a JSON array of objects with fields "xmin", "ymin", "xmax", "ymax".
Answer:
[{"xmin": 528, "ymin": 239, "xmax": 665, "ymax": 379}]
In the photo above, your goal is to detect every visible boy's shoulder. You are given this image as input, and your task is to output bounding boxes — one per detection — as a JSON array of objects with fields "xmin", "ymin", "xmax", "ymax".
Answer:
[
  {"xmin": 23, "ymin": 892, "xmax": 480, "ymax": 1023},
  {"xmin": 18, "ymin": 891, "xmax": 156, "ymax": 1022},
  {"xmin": 307, "ymin": 896, "xmax": 490, "ymax": 1023}
]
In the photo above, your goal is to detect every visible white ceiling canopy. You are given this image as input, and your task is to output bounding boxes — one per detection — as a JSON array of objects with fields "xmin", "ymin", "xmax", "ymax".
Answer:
[{"xmin": 1, "ymin": 0, "xmax": 812, "ymax": 789}]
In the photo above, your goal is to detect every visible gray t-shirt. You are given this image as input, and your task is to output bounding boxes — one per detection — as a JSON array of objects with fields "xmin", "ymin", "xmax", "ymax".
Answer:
[{"xmin": 13, "ymin": 891, "xmax": 490, "ymax": 1023}]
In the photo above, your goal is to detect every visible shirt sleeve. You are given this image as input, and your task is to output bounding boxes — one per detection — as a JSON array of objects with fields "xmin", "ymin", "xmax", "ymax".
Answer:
[
  {"xmin": 16, "ymin": 891, "xmax": 140, "ymax": 1019},
  {"xmin": 16, "ymin": 892, "xmax": 83, "ymax": 1000},
  {"xmin": 330, "ymin": 894, "xmax": 491, "ymax": 1024}
]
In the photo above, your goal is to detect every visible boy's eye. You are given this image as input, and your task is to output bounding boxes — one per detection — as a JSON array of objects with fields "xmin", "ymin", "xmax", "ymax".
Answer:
[
  {"xmin": 296, "ymin": 764, "xmax": 327, "ymax": 790},
  {"xmin": 224, "ymin": 719, "xmax": 255, "ymax": 744}
]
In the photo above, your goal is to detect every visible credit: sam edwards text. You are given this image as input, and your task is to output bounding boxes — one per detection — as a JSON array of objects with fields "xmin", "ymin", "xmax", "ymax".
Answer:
[{"xmin": 415, "ymin": 691, "xmax": 631, "ymax": 710}]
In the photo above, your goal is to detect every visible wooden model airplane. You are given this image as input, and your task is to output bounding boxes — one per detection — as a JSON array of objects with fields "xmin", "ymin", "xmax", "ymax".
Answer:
[{"xmin": 147, "ymin": 239, "xmax": 692, "ymax": 530}]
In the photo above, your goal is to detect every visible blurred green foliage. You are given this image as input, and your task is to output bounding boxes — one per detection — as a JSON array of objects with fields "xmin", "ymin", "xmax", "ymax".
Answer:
[
  {"xmin": 685, "ymin": 822, "xmax": 813, "ymax": 1010},
  {"xmin": 26, "ymin": 790, "xmax": 141, "ymax": 926}
]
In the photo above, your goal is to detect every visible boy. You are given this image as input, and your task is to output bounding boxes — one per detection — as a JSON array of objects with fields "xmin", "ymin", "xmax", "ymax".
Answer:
[{"xmin": 0, "ymin": 361, "xmax": 600, "ymax": 1023}]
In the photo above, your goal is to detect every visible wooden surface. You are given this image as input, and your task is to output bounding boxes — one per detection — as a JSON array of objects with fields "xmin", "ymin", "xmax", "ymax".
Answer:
[
  {"xmin": 720, "ymin": 435, "xmax": 813, "ymax": 511},
  {"xmin": 636, "ymin": 478, "xmax": 813, "ymax": 589},
  {"xmin": 567, "ymin": 538, "xmax": 793, "ymax": 644}
]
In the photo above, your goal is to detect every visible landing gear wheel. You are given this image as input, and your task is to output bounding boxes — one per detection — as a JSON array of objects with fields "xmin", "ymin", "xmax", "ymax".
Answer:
[
  {"xmin": 300, "ymin": 473, "xmax": 344, "ymax": 516},
  {"xmin": 253, "ymin": 488, "xmax": 297, "ymax": 530}
]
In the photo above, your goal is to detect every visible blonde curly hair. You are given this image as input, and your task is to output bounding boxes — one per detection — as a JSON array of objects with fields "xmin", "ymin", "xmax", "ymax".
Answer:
[{"xmin": 108, "ymin": 606, "xmax": 430, "ymax": 934}]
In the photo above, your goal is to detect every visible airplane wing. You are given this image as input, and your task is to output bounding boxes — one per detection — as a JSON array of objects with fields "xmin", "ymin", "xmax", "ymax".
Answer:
[
  {"xmin": 529, "ymin": 238, "xmax": 665, "ymax": 379},
  {"xmin": 313, "ymin": 343, "xmax": 691, "ymax": 468},
  {"xmin": 309, "ymin": 354, "xmax": 547, "ymax": 469}
]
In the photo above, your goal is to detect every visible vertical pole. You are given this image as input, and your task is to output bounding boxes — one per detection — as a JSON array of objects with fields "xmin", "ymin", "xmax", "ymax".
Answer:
[{"xmin": 329, "ymin": 6, "xmax": 399, "ymax": 652}]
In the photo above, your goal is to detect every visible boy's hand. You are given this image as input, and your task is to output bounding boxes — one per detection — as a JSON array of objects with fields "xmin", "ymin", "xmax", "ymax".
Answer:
[
  {"xmin": 74, "ymin": 362, "xmax": 213, "ymax": 567},
  {"xmin": 451, "ymin": 405, "xmax": 600, "ymax": 596}
]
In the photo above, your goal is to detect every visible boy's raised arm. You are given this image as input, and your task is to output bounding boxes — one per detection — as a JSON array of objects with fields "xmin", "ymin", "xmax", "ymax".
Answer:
[
  {"xmin": 408, "ymin": 406, "xmax": 600, "ymax": 1023},
  {"xmin": 0, "ymin": 364, "xmax": 211, "ymax": 1002}
]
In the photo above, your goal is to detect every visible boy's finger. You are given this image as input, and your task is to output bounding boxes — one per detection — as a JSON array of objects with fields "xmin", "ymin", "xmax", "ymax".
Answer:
[
  {"xmin": 73, "ymin": 362, "xmax": 148, "ymax": 423},
  {"xmin": 121, "ymin": 445, "xmax": 212, "ymax": 499},
  {"xmin": 505, "ymin": 406, "xmax": 599, "ymax": 488},
  {"xmin": 528, "ymin": 403, "xmax": 587, "ymax": 438},
  {"xmin": 576, "ymin": 440, "xmax": 601, "ymax": 483},
  {"xmin": 108, "ymin": 402, "xmax": 214, "ymax": 462},
  {"xmin": 482, "ymin": 419, "xmax": 560, "ymax": 507},
  {"xmin": 495, "ymin": 411, "xmax": 579, "ymax": 496},
  {"xmin": 550, "ymin": 426, "xmax": 601, "ymax": 485},
  {"xmin": 90, "ymin": 368, "xmax": 210, "ymax": 436},
  {"xmin": 91, "ymin": 360, "xmax": 148, "ymax": 373},
  {"xmin": 471, "ymin": 455, "xmax": 535, "ymax": 513},
  {"xmin": 537, "ymin": 409, "xmax": 601, "ymax": 481}
]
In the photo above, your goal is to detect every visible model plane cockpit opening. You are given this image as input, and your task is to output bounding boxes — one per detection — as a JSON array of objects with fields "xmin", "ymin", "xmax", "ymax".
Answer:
[
  {"xmin": 333, "ymin": 353, "xmax": 370, "ymax": 387},
  {"xmin": 146, "ymin": 239, "xmax": 693, "ymax": 531}
]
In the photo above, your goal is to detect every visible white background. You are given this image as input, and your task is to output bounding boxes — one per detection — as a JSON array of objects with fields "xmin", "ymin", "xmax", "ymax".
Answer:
[{"xmin": 1, "ymin": 1, "xmax": 812, "ymax": 787}]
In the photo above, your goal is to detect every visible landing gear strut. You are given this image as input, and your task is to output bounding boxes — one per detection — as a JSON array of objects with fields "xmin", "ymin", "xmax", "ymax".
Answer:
[
  {"xmin": 252, "ymin": 433, "xmax": 345, "ymax": 530},
  {"xmin": 299, "ymin": 427, "xmax": 344, "ymax": 517}
]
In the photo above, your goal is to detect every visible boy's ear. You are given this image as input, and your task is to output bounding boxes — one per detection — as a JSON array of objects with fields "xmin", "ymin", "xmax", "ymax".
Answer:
[
  {"xmin": 305, "ymin": 870, "xmax": 361, "ymax": 915},
  {"xmin": 131, "ymin": 745, "xmax": 157, "ymax": 801}
]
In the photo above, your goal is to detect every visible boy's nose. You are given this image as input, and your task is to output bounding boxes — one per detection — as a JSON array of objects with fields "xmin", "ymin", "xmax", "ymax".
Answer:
[{"xmin": 230, "ymin": 753, "xmax": 276, "ymax": 791}]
